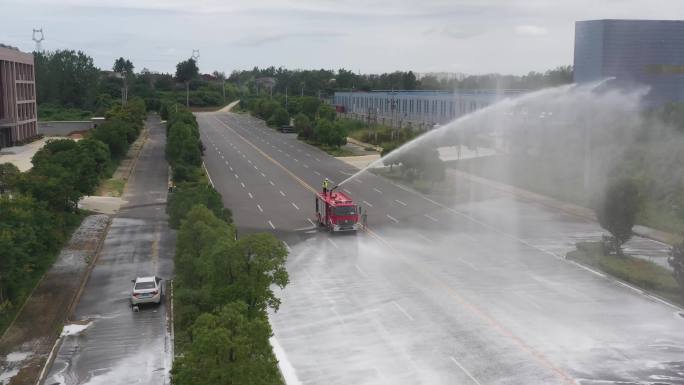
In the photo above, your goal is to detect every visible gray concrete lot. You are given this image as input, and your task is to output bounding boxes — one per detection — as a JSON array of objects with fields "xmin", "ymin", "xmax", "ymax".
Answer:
[
  {"xmin": 44, "ymin": 115, "xmax": 175, "ymax": 385},
  {"xmin": 199, "ymin": 111, "xmax": 684, "ymax": 385}
]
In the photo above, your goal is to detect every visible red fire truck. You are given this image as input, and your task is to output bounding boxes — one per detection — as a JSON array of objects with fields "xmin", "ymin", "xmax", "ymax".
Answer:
[{"xmin": 315, "ymin": 190, "xmax": 360, "ymax": 232}]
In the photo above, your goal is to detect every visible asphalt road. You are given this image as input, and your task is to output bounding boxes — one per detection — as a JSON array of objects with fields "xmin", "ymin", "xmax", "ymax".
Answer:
[
  {"xmin": 45, "ymin": 115, "xmax": 175, "ymax": 385},
  {"xmin": 198, "ymin": 111, "xmax": 684, "ymax": 385}
]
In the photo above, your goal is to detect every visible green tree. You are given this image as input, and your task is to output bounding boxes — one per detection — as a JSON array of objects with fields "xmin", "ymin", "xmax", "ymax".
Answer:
[
  {"xmin": 0, "ymin": 163, "xmax": 20, "ymax": 194},
  {"xmin": 267, "ymin": 107, "xmax": 289, "ymax": 127},
  {"xmin": 78, "ymin": 138, "xmax": 111, "ymax": 179},
  {"xmin": 596, "ymin": 178, "xmax": 641, "ymax": 256},
  {"xmin": 171, "ymin": 303, "xmax": 281, "ymax": 385},
  {"xmin": 210, "ymin": 233, "xmax": 289, "ymax": 315},
  {"xmin": 168, "ymin": 184, "xmax": 232, "ymax": 228},
  {"xmin": 34, "ymin": 50, "xmax": 100, "ymax": 110},
  {"xmin": 176, "ymin": 59, "xmax": 199, "ymax": 107},
  {"xmin": 293, "ymin": 113, "xmax": 312, "ymax": 139},
  {"xmin": 317, "ymin": 103, "xmax": 336, "ymax": 121},
  {"xmin": 32, "ymin": 139, "xmax": 101, "ymax": 195},
  {"xmin": 113, "ymin": 57, "xmax": 134, "ymax": 75},
  {"xmin": 313, "ymin": 119, "xmax": 332, "ymax": 145},
  {"xmin": 0, "ymin": 194, "xmax": 61, "ymax": 307},
  {"xmin": 90, "ymin": 120, "xmax": 130, "ymax": 159},
  {"xmin": 328, "ymin": 121, "xmax": 348, "ymax": 148},
  {"xmin": 300, "ymin": 97, "xmax": 320, "ymax": 120},
  {"xmin": 20, "ymin": 163, "xmax": 82, "ymax": 212}
]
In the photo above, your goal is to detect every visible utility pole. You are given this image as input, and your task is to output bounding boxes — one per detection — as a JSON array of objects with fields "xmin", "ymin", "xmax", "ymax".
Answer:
[
  {"xmin": 188, "ymin": 50, "xmax": 199, "ymax": 108},
  {"xmin": 120, "ymin": 70, "xmax": 128, "ymax": 106},
  {"xmin": 222, "ymin": 77, "xmax": 226, "ymax": 104},
  {"xmin": 184, "ymin": 75, "xmax": 190, "ymax": 107},
  {"xmin": 285, "ymin": 86, "xmax": 288, "ymax": 107}
]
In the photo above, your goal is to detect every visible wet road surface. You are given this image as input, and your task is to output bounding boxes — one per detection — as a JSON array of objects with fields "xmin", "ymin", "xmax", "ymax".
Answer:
[
  {"xmin": 199, "ymin": 111, "xmax": 684, "ymax": 385},
  {"xmin": 45, "ymin": 115, "xmax": 175, "ymax": 385}
]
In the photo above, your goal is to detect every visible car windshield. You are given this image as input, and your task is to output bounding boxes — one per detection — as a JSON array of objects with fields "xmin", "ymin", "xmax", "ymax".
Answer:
[
  {"xmin": 135, "ymin": 281, "xmax": 155, "ymax": 290},
  {"xmin": 334, "ymin": 206, "xmax": 356, "ymax": 216}
]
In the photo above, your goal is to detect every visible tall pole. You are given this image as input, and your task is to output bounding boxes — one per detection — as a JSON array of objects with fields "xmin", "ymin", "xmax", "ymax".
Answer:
[
  {"xmin": 285, "ymin": 87, "xmax": 288, "ymax": 107},
  {"xmin": 186, "ymin": 82, "xmax": 189, "ymax": 108},
  {"xmin": 121, "ymin": 70, "xmax": 127, "ymax": 106},
  {"xmin": 222, "ymin": 78, "xmax": 226, "ymax": 104}
]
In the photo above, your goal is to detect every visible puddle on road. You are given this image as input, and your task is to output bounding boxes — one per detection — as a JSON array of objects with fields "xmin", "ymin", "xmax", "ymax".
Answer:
[
  {"xmin": 61, "ymin": 321, "xmax": 92, "ymax": 337},
  {"xmin": 0, "ymin": 351, "xmax": 32, "ymax": 385}
]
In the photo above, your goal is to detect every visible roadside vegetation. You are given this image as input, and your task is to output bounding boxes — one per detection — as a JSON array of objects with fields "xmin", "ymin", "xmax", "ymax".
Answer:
[
  {"xmin": 565, "ymin": 174, "xmax": 684, "ymax": 304},
  {"xmin": 165, "ymin": 105, "xmax": 288, "ymax": 385},
  {"xmin": 0, "ymin": 103, "xmax": 146, "ymax": 335},
  {"xmin": 567, "ymin": 242, "xmax": 682, "ymax": 305},
  {"xmin": 34, "ymin": 50, "xmax": 238, "ymax": 121}
]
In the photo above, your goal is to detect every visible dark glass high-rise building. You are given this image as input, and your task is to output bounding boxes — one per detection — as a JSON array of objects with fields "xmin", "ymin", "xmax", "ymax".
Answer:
[{"xmin": 574, "ymin": 19, "xmax": 684, "ymax": 105}]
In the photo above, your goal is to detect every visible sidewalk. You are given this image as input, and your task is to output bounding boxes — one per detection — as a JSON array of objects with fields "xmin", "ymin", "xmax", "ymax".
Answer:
[
  {"xmin": 0, "ymin": 215, "xmax": 110, "ymax": 385},
  {"xmin": 0, "ymin": 137, "xmax": 57, "ymax": 172}
]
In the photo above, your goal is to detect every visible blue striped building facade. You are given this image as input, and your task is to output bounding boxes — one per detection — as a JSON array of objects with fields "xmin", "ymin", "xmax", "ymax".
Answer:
[
  {"xmin": 333, "ymin": 90, "xmax": 523, "ymax": 128},
  {"xmin": 574, "ymin": 19, "xmax": 684, "ymax": 105}
]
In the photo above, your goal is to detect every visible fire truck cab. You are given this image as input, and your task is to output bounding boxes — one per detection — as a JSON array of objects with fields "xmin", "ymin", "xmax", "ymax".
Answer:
[{"xmin": 315, "ymin": 190, "xmax": 360, "ymax": 232}]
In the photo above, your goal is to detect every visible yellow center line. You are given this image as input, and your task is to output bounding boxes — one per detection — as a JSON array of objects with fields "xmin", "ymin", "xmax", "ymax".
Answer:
[{"xmin": 207, "ymin": 113, "xmax": 576, "ymax": 385}]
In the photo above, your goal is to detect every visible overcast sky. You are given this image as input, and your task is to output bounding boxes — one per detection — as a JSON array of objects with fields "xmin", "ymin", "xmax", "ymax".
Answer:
[{"xmin": 3, "ymin": 0, "xmax": 684, "ymax": 76}]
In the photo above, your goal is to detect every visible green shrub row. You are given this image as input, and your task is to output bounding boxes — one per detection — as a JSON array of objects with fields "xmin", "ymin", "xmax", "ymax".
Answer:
[
  {"xmin": 165, "ymin": 106, "xmax": 288, "ymax": 385},
  {"xmin": 0, "ymin": 103, "xmax": 146, "ymax": 335}
]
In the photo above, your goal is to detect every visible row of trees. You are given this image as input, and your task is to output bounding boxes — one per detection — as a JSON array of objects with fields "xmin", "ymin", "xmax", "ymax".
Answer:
[
  {"xmin": 164, "ymin": 106, "xmax": 288, "ymax": 385},
  {"xmin": 35, "ymin": 50, "xmax": 237, "ymax": 120},
  {"xmin": 244, "ymin": 96, "xmax": 347, "ymax": 149},
  {"xmin": 228, "ymin": 66, "xmax": 574, "ymax": 98},
  {"xmin": 0, "ymin": 103, "xmax": 146, "ymax": 332}
]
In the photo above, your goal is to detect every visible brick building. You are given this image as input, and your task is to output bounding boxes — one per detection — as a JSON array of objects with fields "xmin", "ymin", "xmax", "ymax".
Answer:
[{"xmin": 0, "ymin": 44, "xmax": 37, "ymax": 149}]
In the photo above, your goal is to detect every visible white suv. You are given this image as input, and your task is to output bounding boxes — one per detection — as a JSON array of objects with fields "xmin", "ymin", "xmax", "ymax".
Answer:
[{"xmin": 130, "ymin": 276, "xmax": 162, "ymax": 306}]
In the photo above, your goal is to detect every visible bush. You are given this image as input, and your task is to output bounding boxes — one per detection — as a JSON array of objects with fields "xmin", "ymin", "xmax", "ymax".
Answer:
[
  {"xmin": 166, "ymin": 107, "xmax": 203, "ymax": 184},
  {"xmin": 267, "ymin": 107, "xmax": 289, "ymax": 127},
  {"xmin": 595, "ymin": 178, "xmax": 641, "ymax": 256},
  {"xmin": 90, "ymin": 120, "xmax": 131, "ymax": 159},
  {"xmin": 570, "ymin": 242, "xmax": 681, "ymax": 297},
  {"xmin": 168, "ymin": 183, "xmax": 232, "ymax": 228}
]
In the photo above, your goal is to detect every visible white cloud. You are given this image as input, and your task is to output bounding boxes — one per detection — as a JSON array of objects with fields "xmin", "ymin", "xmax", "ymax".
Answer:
[{"xmin": 514, "ymin": 25, "xmax": 549, "ymax": 37}]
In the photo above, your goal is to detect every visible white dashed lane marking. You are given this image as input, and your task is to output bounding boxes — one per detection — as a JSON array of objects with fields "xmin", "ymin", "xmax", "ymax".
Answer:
[
  {"xmin": 386, "ymin": 214, "xmax": 399, "ymax": 223},
  {"xmin": 424, "ymin": 214, "xmax": 438, "ymax": 222}
]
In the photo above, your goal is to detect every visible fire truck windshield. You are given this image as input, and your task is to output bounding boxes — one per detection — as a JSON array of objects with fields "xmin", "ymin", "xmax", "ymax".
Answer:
[{"xmin": 333, "ymin": 206, "xmax": 357, "ymax": 216}]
